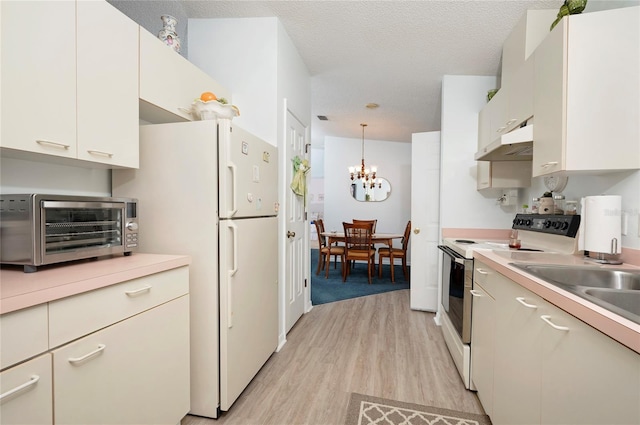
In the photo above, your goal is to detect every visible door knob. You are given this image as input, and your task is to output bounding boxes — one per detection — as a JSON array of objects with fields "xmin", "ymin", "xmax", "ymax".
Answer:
[
  {"xmin": 413, "ymin": 228, "xmax": 420, "ymax": 234},
  {"xmin": 287, "ymin": 231, "xmax": 296, "ymax": 238}
]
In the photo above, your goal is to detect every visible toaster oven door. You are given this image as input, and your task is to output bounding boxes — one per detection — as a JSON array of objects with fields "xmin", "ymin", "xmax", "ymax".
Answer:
[{"xmin": 41, "ymin": 201, "xmax": 126, "ymax": 264}]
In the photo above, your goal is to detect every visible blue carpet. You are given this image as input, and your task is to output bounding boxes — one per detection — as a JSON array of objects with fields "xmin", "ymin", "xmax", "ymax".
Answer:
[{"xmin": 311, "ymin": 249, "xmax": 410, "ymax": 305}]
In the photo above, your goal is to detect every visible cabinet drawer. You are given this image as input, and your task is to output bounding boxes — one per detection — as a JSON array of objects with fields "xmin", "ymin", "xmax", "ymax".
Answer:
[
  {"xmin": 1, "ymin": 304, "xmax": 48, "ymax": 370},
  {"xmin": 49, "ymin": 266, "xmax": 188, "ymax": 347},
  {"xmin": 473, "ymin": 260, "xmax": 495, "ymax": 293},
  {"xmin": 0, "ymin": 353, "xmax": 53, "ymax": 425}
]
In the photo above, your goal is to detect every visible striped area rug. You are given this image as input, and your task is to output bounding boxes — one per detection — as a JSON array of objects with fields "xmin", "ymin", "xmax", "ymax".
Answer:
[{"xmin": 345, "ymin": 393, "xmax": 492, "ymax": 425}]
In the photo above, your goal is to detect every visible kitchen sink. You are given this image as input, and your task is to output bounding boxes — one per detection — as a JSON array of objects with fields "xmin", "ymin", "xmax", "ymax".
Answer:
[
  {"xmin": 582, "ymin": 288, "xmax": 640, "ymax": 317},
  {"xmin": 510, "ymin": 264, "xmax": 640, "ymax": 290},
  {"xmin": 511, "ymin": 263, "xmax": 640, "ymax": 324}
]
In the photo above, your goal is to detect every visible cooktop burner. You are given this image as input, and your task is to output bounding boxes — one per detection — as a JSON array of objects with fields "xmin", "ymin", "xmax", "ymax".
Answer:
[{"xmin": 455, "ymin": 239, "xmax": 476, "ymax": 244}]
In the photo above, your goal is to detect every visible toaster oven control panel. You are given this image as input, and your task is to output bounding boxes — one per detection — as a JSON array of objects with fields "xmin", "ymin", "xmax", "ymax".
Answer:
[{"xmin": 124, "ymin": 200, "xmax": 138, "ymax": 251}]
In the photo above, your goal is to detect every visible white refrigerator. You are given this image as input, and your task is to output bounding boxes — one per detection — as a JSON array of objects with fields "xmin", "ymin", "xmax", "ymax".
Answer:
[{"xmin": 112, "ymin": 119, "xmax": 278, "ymax": 418}]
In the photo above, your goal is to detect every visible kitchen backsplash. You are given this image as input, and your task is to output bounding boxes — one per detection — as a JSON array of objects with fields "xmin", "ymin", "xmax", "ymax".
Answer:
[{"xmin": 521, "ymin": 170, "xmax": 640, "ymax": 250}]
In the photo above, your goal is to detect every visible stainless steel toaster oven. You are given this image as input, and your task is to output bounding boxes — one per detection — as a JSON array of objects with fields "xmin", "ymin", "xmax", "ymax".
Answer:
[{"xmin": 0, "ymin": 194, "xmax": 138, "ymax": 272}]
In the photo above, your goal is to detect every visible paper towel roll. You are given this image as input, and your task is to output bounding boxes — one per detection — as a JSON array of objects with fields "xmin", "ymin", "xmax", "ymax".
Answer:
[{"xmin": 583, "ymin": 195, "xmax": 622, "ymax": 254}]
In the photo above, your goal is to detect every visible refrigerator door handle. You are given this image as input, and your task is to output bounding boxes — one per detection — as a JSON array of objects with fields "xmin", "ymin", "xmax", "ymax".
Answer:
[
  {"xmin": 228, "ymin": 221, "xmax": 239, "ymax": 329},
  {"xmin": 227, "ymin": 159, "xmax": 238, "ymax": 217},
  {"xmin": 229, "ymin": 221, "xmax": 238, "ymax": 277}
]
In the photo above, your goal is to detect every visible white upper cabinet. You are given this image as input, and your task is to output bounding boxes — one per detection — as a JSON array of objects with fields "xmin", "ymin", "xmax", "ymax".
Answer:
[
  {"xmin": 0, "ymin": 1, "xmax": 139, "ymax": 168},
  {"xmin": 477, "ymin": 89, "xmax": 507, "ymax": 149},
  {"xmin": 477, "ymin": 160, "xmax": 532, "ymax": 190},
  {"xmin": 139, "ymin": 29, "xmax": 230, "ymax": 124},
  {"xmin": 501, "ymin": 9, "xmax": 558, "ymax": 88},
  {"xmin": 1, "ymin": 1, "xmax": 77, "ymax": 159},
  {"xmin": 76, "ymin": 0, "xmax": 139, "ymax": 168},
  {"xmin": 533, "ymin": 7, "xmax": 640, "ymax": 176},
  {"xmin": 477, "ymin": 9, "xmax": 556, "ymax": 151}
]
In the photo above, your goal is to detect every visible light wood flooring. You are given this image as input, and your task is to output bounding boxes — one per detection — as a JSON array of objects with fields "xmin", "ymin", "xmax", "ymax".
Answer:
[{"xmin": 182, "ymin": 289, "xmax": 484, "ymax": 425}]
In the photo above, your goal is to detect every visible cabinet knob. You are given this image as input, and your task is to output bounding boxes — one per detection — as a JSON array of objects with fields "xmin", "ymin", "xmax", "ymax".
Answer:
[{"xmin": 413, "ymin": 228, "xmax": 420, "ymax": 234}]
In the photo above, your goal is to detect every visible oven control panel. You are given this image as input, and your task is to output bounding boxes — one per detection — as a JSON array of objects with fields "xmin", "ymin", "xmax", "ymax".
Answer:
[{"xmin": 512, "ymin": 213, "xmax": 581, "ymax": 237}]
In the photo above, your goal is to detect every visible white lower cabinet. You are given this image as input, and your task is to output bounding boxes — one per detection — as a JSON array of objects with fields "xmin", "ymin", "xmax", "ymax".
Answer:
[
  {"xmin": 472, "ymin": 263, "xmax": 640, "ymax": 425},
  {"xmin": 540, "ymin": 305, "xmax": 640, "ymax": 425},
  {"xmin": 0, "ymin": 265, "xmax": 190, "ymax": 425},
  {"xmin": 0, "ymin": 354, "xmax": 53, "ymax": 425},
  {"xmin": 53, "ymin": 295, "xmax": 190, "ymax": 425},
  {"xmin": 492, "ymin": 275, "xmax": 545, "ymax": 424},
  {"xmin": 470, "ymin": 281, "xmax": 495, "ymax": 416}
]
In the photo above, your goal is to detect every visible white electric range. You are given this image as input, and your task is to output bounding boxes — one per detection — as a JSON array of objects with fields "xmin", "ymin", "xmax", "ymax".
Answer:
[{"xmin": 438, "ymin": 214, "xmax": 582, "ymax": 389}]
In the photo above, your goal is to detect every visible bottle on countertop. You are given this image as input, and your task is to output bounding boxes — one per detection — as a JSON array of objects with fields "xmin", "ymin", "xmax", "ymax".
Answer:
[
  {"xmin": 531, "ymin": 198, "xmax": 540, "ymax": 214},
  {"xmin": 565, "ymin": 200, "xmax": 578, "ymax": 215},
  {"xmin": 554, "ymin": 194, "xmax": 565, "ymax": 214}
]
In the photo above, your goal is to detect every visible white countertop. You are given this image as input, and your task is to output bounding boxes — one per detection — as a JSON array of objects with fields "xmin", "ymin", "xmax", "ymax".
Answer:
[
  {"xmin": 473, "ymin": 249, "xmax": 640, "ymax": 354},
  {"xmin": 0, "ymin": 253, "xmax": 191, "ymax": 315}
]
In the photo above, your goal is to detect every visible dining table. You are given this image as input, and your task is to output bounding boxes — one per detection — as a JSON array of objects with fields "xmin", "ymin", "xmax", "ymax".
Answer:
[{"xmin": 320, "ymin": 232, "xmax": 403, "ymax": 248}]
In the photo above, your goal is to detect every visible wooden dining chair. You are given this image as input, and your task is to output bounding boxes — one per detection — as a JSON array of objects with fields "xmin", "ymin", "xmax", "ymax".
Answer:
[
  {"xmin": 353, "ymin": 219, "xmax": 378, "ymax": 253},
  {"xmin": 314, "ymin": 219, "xmax": 344, "ymax": 278},
  {"xmin": 342, "ymin": 221, "xmax": 376, "ymax": 284},
  {"xmin": 353, "ymin": 219, "xmax": 377, "ymax": 233},
  {"xmin": 378, "ymin": 220, "xmax": 411, "ymax": 282}
]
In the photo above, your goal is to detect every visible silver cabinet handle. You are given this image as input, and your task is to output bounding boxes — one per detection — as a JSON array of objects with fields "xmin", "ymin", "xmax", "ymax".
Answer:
[
  {"xmin": 124, "ymin": 285, "xmax": 152, "ymax": 297},
  {"xmin": 470, "ymin": 290, "xmax": 483, "ymax": 297},
  {"xmin": 87, "ymin": 150, "xmax": 114, "ymax": 158},
  {"xmin": 36, "ymin": 139, "xmax": 70, "ymax": 150},
  {"xmin": 68, "ymin": 344, "xmax": 106, "ymax": 364},
  {"xmin": 541, "ymin": 315, "xmax": 569, "ymax": 331},
  {"xmin": 0, "ymin": 375, "xmax": 40, "ymax": 401},
  {"xmin": 475, "ymin": 268, "xmax": 489, "ymax": 275},
  {"xmin": 541, "ymin": 161, "xmax": 559, "ymax": 168},
  {"xmin": 516, "ymin": 297, "xmax": 538, "ymax": 309}
]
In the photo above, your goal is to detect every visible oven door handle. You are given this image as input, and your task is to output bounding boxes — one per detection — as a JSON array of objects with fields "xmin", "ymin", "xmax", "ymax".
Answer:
[{"xmin": 437, "ymin": 244, "xmax": 465, "ymax": 260}]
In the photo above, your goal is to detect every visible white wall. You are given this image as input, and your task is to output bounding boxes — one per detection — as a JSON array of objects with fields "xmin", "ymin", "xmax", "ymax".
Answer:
[
  {"xmin": 188, "ymin": 17, "xmax": 311, "ymax": 147},
  {"xmin": 323, "ymin": 136, "xmax": 411, "ymax": 236},
  {"xmin": 440, "ymin": 75, "xmax": 518, "ymax": 230},
  {"xmin": 0, "ymin": 157, "xmax": 111, "ymax": 196},
  {"xmin": 188, "ymin": 18, "xmax": 279, "ymax": 145}
]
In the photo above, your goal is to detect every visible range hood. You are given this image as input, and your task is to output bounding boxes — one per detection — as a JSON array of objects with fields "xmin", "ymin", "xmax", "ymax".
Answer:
[{"xmin": 475, "ymin": 124, "xmax": 533, "ymax": 161}]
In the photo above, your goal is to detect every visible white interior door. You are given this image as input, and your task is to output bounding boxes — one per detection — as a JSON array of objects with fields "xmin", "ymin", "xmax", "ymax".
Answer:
[
  {"xmin": 284, "ymin": 108, "xmax": 308, "ymax": 334},
  {"xmin": 410, "ymin": 131, "xmax": 441, "ymax": 312}
]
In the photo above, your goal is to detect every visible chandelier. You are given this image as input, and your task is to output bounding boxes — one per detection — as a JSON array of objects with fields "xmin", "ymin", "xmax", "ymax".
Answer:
[{"xmin": 348, "ymin": 123, "xmax": 378, "ymax": 189}]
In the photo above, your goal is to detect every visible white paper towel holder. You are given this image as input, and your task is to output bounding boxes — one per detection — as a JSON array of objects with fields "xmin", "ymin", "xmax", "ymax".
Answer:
[{"xmin": 582, "ymin": 195, "xmax": 623, "ymax": 265}]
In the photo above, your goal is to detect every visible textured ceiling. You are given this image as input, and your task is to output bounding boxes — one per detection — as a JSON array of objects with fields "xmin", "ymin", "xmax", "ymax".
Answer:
[{"xmin": 175, "ymin": 1, "xmax": 636, "ymax": 146}]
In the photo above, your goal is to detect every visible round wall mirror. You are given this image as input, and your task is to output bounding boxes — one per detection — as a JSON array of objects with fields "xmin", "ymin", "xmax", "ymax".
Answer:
[{"xmin": 350, "ymin": 177, "xmax": 391, "ymax": 202}]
